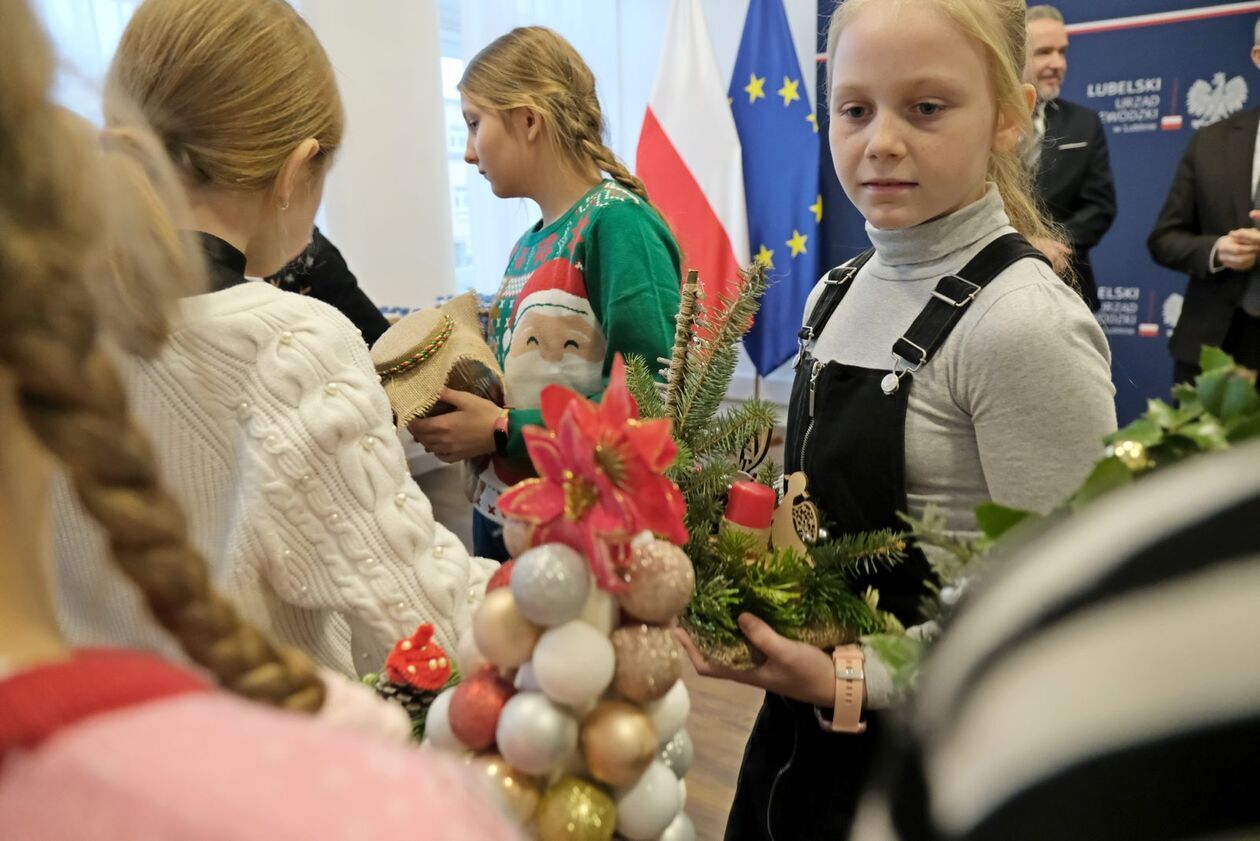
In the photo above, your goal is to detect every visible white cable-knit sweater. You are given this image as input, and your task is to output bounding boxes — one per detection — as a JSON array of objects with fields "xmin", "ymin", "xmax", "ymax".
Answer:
[{"xmin": 52, "ymin": 282, "xmax": 495, "ymax": 677}]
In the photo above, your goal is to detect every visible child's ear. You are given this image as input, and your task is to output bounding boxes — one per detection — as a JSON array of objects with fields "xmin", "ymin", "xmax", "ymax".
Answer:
[
  {"xmin": 993, "ymin": 83, "xmax": 1037, "ymax": 154},
  {"xmin": 522, "ymin": 108, "xmax": 543, "ymax": 143}
]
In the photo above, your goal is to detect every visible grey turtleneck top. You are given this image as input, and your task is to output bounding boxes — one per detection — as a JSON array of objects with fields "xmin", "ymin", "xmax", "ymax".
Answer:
[{"xmin": 802, "ymin": 186, "xmax": 1116, "ymax": 532}]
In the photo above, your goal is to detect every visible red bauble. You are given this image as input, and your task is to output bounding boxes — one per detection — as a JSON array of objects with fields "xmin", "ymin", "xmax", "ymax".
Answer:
[
  {"xmin": 449, "ymin": 666, "xmax": 515, "ymax": 751},
  {"xmin": 486, "ymin": 560, "xmax": 515, "ymax": 593}
]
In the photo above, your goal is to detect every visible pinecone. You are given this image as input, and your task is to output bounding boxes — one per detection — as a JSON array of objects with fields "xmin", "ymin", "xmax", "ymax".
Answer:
[{"xmin": 374, "ymin": 679, "xmax": 440, "ymax": 739}]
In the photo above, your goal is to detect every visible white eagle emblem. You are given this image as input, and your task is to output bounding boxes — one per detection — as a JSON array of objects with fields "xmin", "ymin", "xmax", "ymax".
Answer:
[
  {"xmin": 1163, "ymin": 293, "xmax": 1183, "ymax": 331},
  {"xmin": 1187, "ymin": 73, "xmax": 1248, "ymax": 128}
]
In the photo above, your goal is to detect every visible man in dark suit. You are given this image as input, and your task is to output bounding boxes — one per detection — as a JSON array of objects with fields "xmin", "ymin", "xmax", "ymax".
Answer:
[
  {"xmin": 1149, "ymin": 20, "xmax": 1260, "ymax": 385},
  {"xmin": 1024, "ymin": 5, "xmax": 1117, "ymax": 311}
]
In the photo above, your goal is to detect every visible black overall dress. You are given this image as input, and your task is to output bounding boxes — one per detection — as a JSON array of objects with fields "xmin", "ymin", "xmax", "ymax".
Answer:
[{"xmin": 724, "ymin": 233, "xmax": 1051, "ymax": 841}]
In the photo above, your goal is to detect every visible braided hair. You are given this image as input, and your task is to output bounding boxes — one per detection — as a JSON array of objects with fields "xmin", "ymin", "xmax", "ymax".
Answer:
[{"xmin": 0, "ymin": 0, "xmax": 325, "ymax": 711}]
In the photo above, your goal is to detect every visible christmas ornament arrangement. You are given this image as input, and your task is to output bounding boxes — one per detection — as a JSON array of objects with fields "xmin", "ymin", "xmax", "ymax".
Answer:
[
  {"xmin": 421, "ymin": 357, "xmax": 698, "ymax": 841},
  {"xmin": 624, "ymin": 267, "xmax": 907, "ymax": 669}
]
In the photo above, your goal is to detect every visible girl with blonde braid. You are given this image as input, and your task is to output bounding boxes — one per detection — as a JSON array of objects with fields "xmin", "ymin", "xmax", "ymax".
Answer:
[
  {"xmin": 409, "ymin": 27, "xmax": 682, "ymax": 560},
  {"xmin": 0, "ymin": 1, "xmax": 521, "ymax": 837},
  {"xmin": 53, "ymin": 0, "xmax": 495, "ymax": 678}
]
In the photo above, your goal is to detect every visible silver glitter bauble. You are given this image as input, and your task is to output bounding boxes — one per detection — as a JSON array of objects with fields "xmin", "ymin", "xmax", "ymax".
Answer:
[
  {"xmin": 496, "ymin": 691, "xmax": 579, "ymax": 776},
  {"xmin": 511, "ymin": 543, "xmax": 592, "ymax": 627},
  {"xmin": 659, "ymin": 728, "xmax": 693, "ymax": 778}
]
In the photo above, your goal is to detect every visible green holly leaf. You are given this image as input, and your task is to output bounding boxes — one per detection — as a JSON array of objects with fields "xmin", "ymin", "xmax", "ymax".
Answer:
[
  {"xmin": 1172, "ymin": 382, "xmax": 1200, "ymax": 408},
  {"xmin": 1199, "ymin": 346, "xmax": 1236, "ymax": 374},
  {"xmin": 1227, "ymin": 413, "xmax": 1260, "ymax": 443},
  {"xmin": 1195, "ymin": 367, "xmax": 1233, "ymax": 418},
  {"xmin": 1105, "ymin": 417, "xmax": 1163, "ymax": 447},
  {"xmin": 1145, "ymin": 398, "xmax": 1203, "ymax": 431},
  {"xmin": 974, "ymin": 502, "xmax": 1038, "ymax": 541},
  {"xmin": 1178, "ymin": 416, "xmax": 1230, "ymax": 450},
  {"xmin": 1070, "ymin": 456, "xmax": 1134, "ymax": 509},
  {"xmin": 1219, "ymin": 373, "xmax": 1260, "ymax": 425}
]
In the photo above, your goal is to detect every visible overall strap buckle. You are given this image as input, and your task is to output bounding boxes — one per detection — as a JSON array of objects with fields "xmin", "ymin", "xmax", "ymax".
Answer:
[{"xmin": 931, "ymin": 275, "xmax": 982, "ymax": 308}]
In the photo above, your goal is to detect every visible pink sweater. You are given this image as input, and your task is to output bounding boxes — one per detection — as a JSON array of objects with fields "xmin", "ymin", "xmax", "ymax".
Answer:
[{"xmin": 0, "ymin": 652, "xmax": 520, "ymax": 840}]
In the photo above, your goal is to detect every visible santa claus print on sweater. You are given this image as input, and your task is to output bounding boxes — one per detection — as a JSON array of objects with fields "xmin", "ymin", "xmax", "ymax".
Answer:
[
  {"xmin": 502, "ymin": 259, "xmax": 606, "ymax": 409},
  {"xmin": 477, "ymin": 179, "xmax": 682, "ymax": 523}
]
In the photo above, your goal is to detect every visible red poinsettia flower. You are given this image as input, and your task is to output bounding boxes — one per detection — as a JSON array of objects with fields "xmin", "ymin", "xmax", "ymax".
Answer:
[
  {"xmin": 384, "ymin": 624, "xmax": 452, "ymax": 691},
  {"xmin": 498, "ymin": 355, "xmax": 687, "ymax": 590}
]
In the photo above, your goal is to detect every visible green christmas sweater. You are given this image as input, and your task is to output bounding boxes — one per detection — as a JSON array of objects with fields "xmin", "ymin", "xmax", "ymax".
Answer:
[{"xmin": 476, "ymin": 179, "xmax": 681, "ymax": 522}]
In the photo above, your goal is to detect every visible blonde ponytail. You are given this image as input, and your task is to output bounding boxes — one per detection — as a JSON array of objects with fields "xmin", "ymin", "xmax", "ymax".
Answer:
[{"xmin": 461, "ymin": 27, "xmax": 653, "ymax": 204}]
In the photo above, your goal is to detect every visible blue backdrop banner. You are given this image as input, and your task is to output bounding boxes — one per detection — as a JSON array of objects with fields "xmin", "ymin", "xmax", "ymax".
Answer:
[{"xmin": 815, "ymin": 1, "xmax": 1260, "ymax": 422}]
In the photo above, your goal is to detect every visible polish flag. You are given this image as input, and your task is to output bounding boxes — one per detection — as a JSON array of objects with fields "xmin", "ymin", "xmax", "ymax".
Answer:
[{"xmin": 636, "ymin": 0, "xmax": 749, "ymax": 306}]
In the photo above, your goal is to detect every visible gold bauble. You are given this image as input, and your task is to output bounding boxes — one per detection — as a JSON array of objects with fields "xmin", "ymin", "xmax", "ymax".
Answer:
[
  {"xmin": 470, "ymin": 753, "xmax": 541, "ymax": 824},
  {"xmin": 473, "ymin": 587, "xmax": 542, "ymax": 668},
  {"xmin": 611, "ymin": 625, "xmax": 683, "ymax": 703},
  {"xmin": 536, "ymin": 777, "xmax": 616, "ymax": 841},
  {"xmin": 580, "ymin": 700, "xmax": 659, "ymax": 787}
]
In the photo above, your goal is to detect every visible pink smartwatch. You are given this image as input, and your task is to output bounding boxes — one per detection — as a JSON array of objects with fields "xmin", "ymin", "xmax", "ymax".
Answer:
[{"xmin": 816, "ymin": 644, "xmax": 866, "ymax": 734}]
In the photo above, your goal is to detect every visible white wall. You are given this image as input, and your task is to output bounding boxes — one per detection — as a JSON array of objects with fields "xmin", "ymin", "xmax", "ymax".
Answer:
[{"xmin": 301, "ymin": 0, "xmax": 457, "ymax": 311}]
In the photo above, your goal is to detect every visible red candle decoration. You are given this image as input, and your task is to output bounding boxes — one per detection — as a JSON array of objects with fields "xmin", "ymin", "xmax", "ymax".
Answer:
[{"xmin": 725, "ymin": 481, "xmax": 776, "ymax": 530}]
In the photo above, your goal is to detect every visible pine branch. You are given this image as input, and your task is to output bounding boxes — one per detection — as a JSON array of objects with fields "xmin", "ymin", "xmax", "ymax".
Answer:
[
  {"xmin": 665, "ymin": 271, "xmax": 700, "ymax": 415},
  {"xmin": 672, "ymin": 266, "xmax": 767, "ymax": 439},
  {"xmin": 681, "ymin": 572, "xmax": 742, "ymax": 648},
  {"xmin": 810, "ymin": 529, "xmax": 907, "ymax": 579},
  {"xmin": 693, "ymin": 400, "xmax": 778, "ymax": 458},
  {"xmin": 755, "ymin": 459, "xmax": 782, "ymax": 491},
  {"xmin": 625, "ymin": 354, "xmax": 666, "ymax": 420}
]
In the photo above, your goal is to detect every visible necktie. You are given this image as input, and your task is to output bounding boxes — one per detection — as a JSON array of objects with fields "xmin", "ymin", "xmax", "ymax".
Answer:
[{"xmin": 1242, "ymin": 176, "xmax": 1260, "ymax": 317}]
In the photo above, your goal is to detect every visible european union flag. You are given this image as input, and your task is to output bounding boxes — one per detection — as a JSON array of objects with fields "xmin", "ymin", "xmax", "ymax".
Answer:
[{"xmin": 729, "ymin": 0, "xmax": 823, "ymax": 376}]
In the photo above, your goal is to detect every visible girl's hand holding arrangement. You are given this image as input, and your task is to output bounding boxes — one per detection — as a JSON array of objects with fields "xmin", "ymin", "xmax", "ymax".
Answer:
[
  {"xmin": 408, "ymin": 388, "xmax": 501, "ymax": 463},
  {"xmin": 675, "ymin": 614, "xmax": 839, "ymax": 709}
]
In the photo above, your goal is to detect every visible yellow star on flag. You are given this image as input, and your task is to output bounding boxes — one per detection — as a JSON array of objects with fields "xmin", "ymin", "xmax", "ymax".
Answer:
[
  {"xmin": 777, "ymin": 76, "xmax": 801, "ymax": 107},
  {"xmin": 810, "ymin": 194, "xmax": 824, "ymax": 223},
  {"xmin": 786, "ymin": 230, "xmax": 808, "ymax": 258},
  {"xmin": 806, "ymin": 112, "xmax": 818, "ymax": 133},
  {"xmin": 755, "ymin": 244, "xmax": 775, "ymax": 269},
  {"xmin": 744, "ymin": 74, "xmax": 767, "ymax": 104}
]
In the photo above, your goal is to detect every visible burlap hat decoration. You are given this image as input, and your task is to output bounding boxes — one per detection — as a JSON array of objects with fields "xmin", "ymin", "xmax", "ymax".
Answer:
[{"xmin": 371, "ymin": 291, "xmax": 504, "ymax": 428}]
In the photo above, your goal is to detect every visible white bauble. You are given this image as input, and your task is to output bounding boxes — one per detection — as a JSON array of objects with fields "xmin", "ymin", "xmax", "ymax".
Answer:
[
  {"xmin": 423, "ymin": 686, "xmax": 461, "ymax": 752},
  {"xmin": 514, "ymin": 661, "xmax": 543, "ymax": 693},
  {"xmin": 511, "ymin": 544, "xmax": 591, "ymax": 627},
  {"xmin": 578, "ymin": 583, "xmax": 618, "ymax": 635},
  {"xmin": 644, "ymin": 679, "xmax": 690, "ymax": 743},
  {"xmin": 614, "ymin": 760, "xmax": 682, "ymax": 840},
  {"xmin": 495, "ymin": 692, "xmax": 578, "ymax": 776},
  {"xmin": 456, "ymin": 630, "xmax": 488, "ymax": 675},
  {"xmin": 532, "ymin": 620, "xmax": 615, "ymax": 708},
  {"xmin": 659, "ymin": 728, "xmax": 693, "ymax": 778},
  {"xmin": 657, "ymin": 811, "xmax": 696, "ymax": 841}
]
